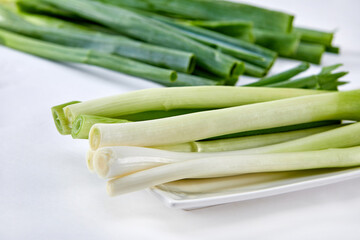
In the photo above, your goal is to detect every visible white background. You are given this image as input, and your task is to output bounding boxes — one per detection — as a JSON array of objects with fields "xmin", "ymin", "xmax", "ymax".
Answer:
[{"xmin": 1, "ymin": 1, "xmax": 360, "ymax": 239}]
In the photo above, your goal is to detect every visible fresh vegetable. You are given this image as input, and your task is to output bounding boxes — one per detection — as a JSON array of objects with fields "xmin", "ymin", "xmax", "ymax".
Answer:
[
  {"xmin": 0, "ymin": 29, "xmax": 178, "ymax": 84},
  {"xmin": 88, "ymin": 90, "xmax": 360, "ymax": 149},
  {"xmin": 157, "ymin": 170, "xmax": 332, "ymax": 194},
  {"xmin": 282, "ymin": 42, "xmax": 325, "ymax": 64},
  {"xmin": 71, "ymin": 115, "xmax": 130, "ymax": 139},
  {"xmin": 265, "ymin": 64, "xmax": 348, "ymax": 89},
  {"xmin": 293, "ymin": 27, "xmax": 338, "ymax": 53},
  {"xmin": 58, "ymin": 86, "xmax": 327, "ymax": 134},
  {"xmin": 186, "ymin": 20, "xmax": 254, "ymax": 41},
  {"xmin": 155, "ymin": 124, "xmax": 340, "ymax": 152},
  {"xmin": 37, "ymin": 0, "xmax": 245, "ymax": 79},
  {"xmin": 140, "ymin": 13, "xmax": 277, "ymax": 72},
  {"xmin": 252, "ymin": 28, "xmax": 300, "ymax": 56},
  {"xmin": 92, "ymin": 122, "xmax": 360, "ymax": 179},
  {"xmin": 106, "ymin": 146, "xmax": 360, "ymax": 196},
  {"xmin": 0, "ymin": 7, "xmax": 197, "ymax": 73},
  {"xmin": 206, "ymin": 121, "xmax": 340, "ymax": 140},
  {"xmin": 100, "ymin": 0, "xmax": 294, "ymax": 32},
  {"xmin": 244, "ymin": 62, "xmax": 309, "ymax": 87},
  {"xmin": 51, "ymin": 101, "xmax": 80, "ymax": 135}
]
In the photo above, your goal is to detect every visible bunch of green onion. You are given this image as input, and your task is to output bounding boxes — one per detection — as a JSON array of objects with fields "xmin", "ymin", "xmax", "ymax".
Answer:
[
  {"xmin": 51, "ymin": 84, "xmax": 360, "ymax": 196},
  {"xmin": 0, "ymin": 0, "xmax": 340, "ymax": 86}
]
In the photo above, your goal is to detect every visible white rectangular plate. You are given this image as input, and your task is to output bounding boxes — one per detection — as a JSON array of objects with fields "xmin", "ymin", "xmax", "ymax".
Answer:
[{"xmin": 150, "ymin": 167, "xmax": 360, "ymax": 210}]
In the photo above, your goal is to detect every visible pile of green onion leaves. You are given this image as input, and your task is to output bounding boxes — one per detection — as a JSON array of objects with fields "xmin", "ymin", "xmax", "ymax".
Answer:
[{"xmin": 0, "ymin": 0, "xmax": 340, "ymax": 86}]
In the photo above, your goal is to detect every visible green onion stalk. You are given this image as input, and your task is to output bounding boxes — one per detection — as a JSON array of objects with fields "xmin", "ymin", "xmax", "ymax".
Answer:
[
  {"xmin": 106, "ymin": 146, "xmax": 360, "ymax": 196},
  {"xmin": 89, "ymin": 90, "xmax": 360, "ymax": 149},
  {"xmin": 0, "ymin": 6, "xmax": 197, "ymax": 73},
  {"xmin": 91, "ymin": 122, "xmax": 360, "ymax": 179},
  {"xmin": 37, "ymin": 0, "xmax": 245, "ymax": 79}
]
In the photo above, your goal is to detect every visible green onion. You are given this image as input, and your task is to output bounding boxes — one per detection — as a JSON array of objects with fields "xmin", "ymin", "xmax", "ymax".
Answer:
[
  {"xmin": 326, "ymin": 45, "xmax": 340, "ymax": 54},
  {"xmin": 71, "ymin": 115, "xmax": 130, "ymax": 139},
  {"xmin": 146, "ymin": 14, "xmax": 277, "ymax": 70},
  {"xmin": 165, "ymin": 73, "xmax": 222, "ymax": 86},
  {"xmin": 206, "ymin": 121, "xmax": 340, "ymax": 140},
  {"xmin": 72, "ymin": 111, "xmax": 211, "ymax": 139},
  {"xmin": 62, "ymin": 86, "xmax": 327, "ymax": 127},
  {"xmin": 100, "ymin": 0, "xmax": 294, "ymax": 33},
  {"xmin": 282, "ymin": 42, "xmax": 325, "ymax": 64},
  {"xmin": 186, "ymin": 20, "xmax": 254, "ymax": 42},
  {"xmin": 293, "ymin": 27, "xmax": 334, "ymax": 47},
  {"xmin": 89, "ymin": 90, "xmax": 360, "ymax": 149},
  {"xmin": 92, "ymin": 122, "xmax": 360, "ymax": 178},
  {"xmin": 17, "ymin": 0, "xmax": 77, "ymax": 19},
  {"xmin": 265, "ymin": 64, "xmax": 348, "ymax": 90},
  {"xmin": 106, "ymin": 146, "xmax": 360, "ymax": 196},
  {"xmin": 119, "ymin": 109, "xmax": 205, "ymax": 121},
  {"xmin": 0, "ymin": 29, "xmax": 177, "ymax": 84},
  {"xmin": 51, "ymin": 101, "xmax": 80, "ymax": 135},
  {"xmin": 39, "ymin": 0, "xmax": 244, "ymax": 79},
  {"xmin": 252, "ymin": 29, "xmax": 300, "ymax": 56},
  {"xmin": 154, "ymin": 124, "xmax": 340, "ymax": 152},
  {"xmin": 157, "ymin": 172, "xmax": 299, "ymax": 194},
  {"xmin": 245, "ymin": 62, "xmax": 309, "ymax": 87},
  {"xmin": 0, "ymin": 7, "xmax": 196, "ymax": 73},
  {"xmin": 243, "ymin": 62, "xmax": 268, "ymax": 77}
]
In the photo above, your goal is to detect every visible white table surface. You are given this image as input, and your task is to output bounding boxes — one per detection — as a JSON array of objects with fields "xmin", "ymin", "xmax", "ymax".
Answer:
[{"xmin": 1, "ymin": 1, "xmax": 360, "ymax": 239}]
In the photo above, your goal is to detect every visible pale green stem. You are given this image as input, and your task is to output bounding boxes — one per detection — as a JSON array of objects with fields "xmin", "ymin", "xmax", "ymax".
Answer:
[
  {"xmin": 154, "ymin": 124, "xmax": 340, "ymax": 152},
  {"xmin": 89, "ymin": 90, "xmax": 360, "ymax": 149},
  {"xmin": 107, "ymin": 146, "xmax": 360, "ymax": 196},
  {"xmin": 65, "ymin": 86, "xmax": 326, "ymax": 124},
  {"xmin": 93, "ymin": 122, "xmax": 360, "ymax": 179}
]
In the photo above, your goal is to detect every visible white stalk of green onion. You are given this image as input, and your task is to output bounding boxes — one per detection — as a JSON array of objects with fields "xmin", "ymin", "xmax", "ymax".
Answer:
[
  {"xmin": 89, "ymin": 90, "xmax": 360, "ymax": 150},
  {"xmin": 155, "ymin": 124, "xmax": 340, "ymax": 152},
  {"xmin": 106, "ymin": 146, "xmax": 360, "ymax": 196},
  {"xmin": 92, "ymin": 122, "xmax": 360, "ymax": 179},
  {"xmin": 64, "ymin": 86, "xmax": 326, "ymax": 126}
]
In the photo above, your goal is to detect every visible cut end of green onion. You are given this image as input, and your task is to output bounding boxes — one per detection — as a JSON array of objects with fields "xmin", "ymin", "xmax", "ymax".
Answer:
[
  {"xmin": 89, "ymin": 126, "xmax": 101, "ymax": 150},
  {"xmin": 94, "ymin": 148, "xmax": 111, "ymax": 178},
  {"xmin": 71, "ymin": 115, "xmax": 84, "ymax": 138},
  {"xmin": 51, "ymin": 101, "xmax": 81, "ymax": 135},
  {"xmin": 170, "ymin": 71, "xmax": 177, "ymax": 82},
  {"xmin": 231, "ymin": 61, "xmax": 245, "ymax": 78}
]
